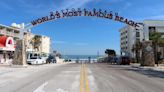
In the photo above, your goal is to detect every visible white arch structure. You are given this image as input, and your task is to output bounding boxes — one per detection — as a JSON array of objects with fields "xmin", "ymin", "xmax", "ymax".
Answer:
[
  {"xmin": 19, "ymin": 8, "xmax": 144, "ymax": 39},
  {"xmin": 17, "ymin": 8, "xmax": 146, "ymax": 66}
]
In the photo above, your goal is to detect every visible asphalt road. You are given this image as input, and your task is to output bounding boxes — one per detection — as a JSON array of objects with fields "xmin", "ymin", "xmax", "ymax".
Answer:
[{"xmin": 0, "ymin": 63, "xmax": 164, "ymax": 92}]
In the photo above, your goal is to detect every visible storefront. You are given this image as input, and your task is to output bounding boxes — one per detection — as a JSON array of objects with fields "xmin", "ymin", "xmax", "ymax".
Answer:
[{"xmin": 0, "ymin": 36, "xmax": 15, "ymax": 65}]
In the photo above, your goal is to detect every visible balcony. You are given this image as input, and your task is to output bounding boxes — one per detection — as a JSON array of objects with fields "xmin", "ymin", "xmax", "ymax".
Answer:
[
  {"xmin": 14, "ymin": 33, "xmax": 20, "ymax": 38},
  {"xmin": 0, "ymin": 29, "xmax": 6, "ymax": 35}
]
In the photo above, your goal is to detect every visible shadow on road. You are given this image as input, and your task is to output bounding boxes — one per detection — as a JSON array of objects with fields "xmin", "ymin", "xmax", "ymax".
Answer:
[
  {"xmin": 99, "ymin": 63, "xmax": 164, "ymax": 79},
  {"xmin": 125, "ymin": 67, "xmax": 164, "ymax": 79}
]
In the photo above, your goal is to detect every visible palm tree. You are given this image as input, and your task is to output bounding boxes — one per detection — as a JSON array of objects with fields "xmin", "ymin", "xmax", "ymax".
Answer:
[
  {"xmin": 149, "ymin": 32, "xmax": 164, "ymax": 66},
  {"xmin": 56, "ymin": 53, "xmax": 62, "ymax": 58},
  {"xmin": 105, "ymin": 49, "xmax": 116, "ymax": 63},
  {"xmin": 132, "ymin": 41, "xmax": 142, "ymax": 63},
  {"xmin": 31, "ymin": 35, "xmax": 42, "ymax": 52},
  {"xmin": 105, "ymin": 49, "xmax": 116, "ymax": 57}
]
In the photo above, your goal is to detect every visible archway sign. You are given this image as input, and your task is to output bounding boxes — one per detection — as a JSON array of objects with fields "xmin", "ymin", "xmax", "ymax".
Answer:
[
  {"xmin": 17, "ymin": 8, "xmax": 143, "ymax": 66},
  {"xmin": 30, "ymin": 8, "xmax": 141, "ymax": 29}
]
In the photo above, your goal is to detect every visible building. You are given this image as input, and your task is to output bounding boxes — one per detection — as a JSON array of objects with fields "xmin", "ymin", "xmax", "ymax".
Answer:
[
  {"xmin": 0, "ymin": 23, "xmax": 32, "ymax": 65},
  {"xmin": 143, "ymin": 20, "xmax": 164, "ymax": 58},
  {"xmin": 119, "ymin": 25, "xmax": 144, "ymax": 58},
  {"xmin": 40, "ymin": 36, "xmax": 51, "ymax": 54},
  {"xmin": 0, "ymin": 24, "xmax": 21, "ymax": 43},
  {"xmin": 0, "ymin": 36, "xmax": 15, "ymax": 64},
  {"xmin": 120, "ymin": 20, "xmax": 164, "ymax": 59},
  {"xmin": 24, "ymin": 32, "xmax": 35, "ymax": 52},
  {"xmin": 0, "ymin": 23, "xmax": 23, "ymax": 64},
  {"xmin": 24, "ymin": 33, "xmax": 51, "ymax": 55}
]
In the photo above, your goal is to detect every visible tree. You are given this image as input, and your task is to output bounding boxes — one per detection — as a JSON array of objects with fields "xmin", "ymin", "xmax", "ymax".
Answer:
[
  {"xmin": 56, "ymin": 53, "xmax": 62, "ymax": 58},
  {"xmin": 105, "ymin": 49, "xmax": 116, "ymax": 63},
  {"xmin": 132, "ymin": 41, "xmax": 142, "ymax": 63},
  {"xmin": 105, "ymin": 49, "xmax": 116, "ymax": 57},
  {"xmin": 149, "ymin": 32, "xmax": 164, "ymax": 66},
  {"xmin": 31, "ymin": 35, "xmax": 42, "ymax": 52}
]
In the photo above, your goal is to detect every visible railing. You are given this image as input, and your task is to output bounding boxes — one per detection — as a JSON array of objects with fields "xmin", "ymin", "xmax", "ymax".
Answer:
[{"xmin": 0, "ymin": 29, "xmax": 6, "ymax": 35}]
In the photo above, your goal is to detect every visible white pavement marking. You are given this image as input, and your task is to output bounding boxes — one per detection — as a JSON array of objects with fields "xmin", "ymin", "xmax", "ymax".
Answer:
[
  {"xmin": 88, "ymin": 68, "xmax": 98, "ymax": 92},
  {"xmin": 55, "ymin": 88, "xmax": 68, "ymax": 92},
  {"xmin": 71, "ymin": 75, "xmax": 80, "ymax": 92},
  {"xmin": 33, "ymin": 82, "xmax": 48, "ymax": 92}
]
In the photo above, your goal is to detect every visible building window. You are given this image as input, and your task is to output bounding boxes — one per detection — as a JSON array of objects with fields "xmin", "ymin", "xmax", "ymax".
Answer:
[
  {"xmin": 136, "ymin": 38, "xmax": 140, "ymax": 42},
  {"xmin": 149, "ymin": 26, "xmax": 156, "ymax": 40},
  {"xmin": 149, "ymin": 27, "xmax": 156, "ymax": 33},
  {"xmin": 136, "ymin": 32, "xmax": 140, "ymax": 37}
]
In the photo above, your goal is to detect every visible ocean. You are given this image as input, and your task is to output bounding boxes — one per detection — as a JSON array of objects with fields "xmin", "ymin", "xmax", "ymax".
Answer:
[{"xmin": 62, "ymin": 55, "xmax": 101, "ymax": 59}]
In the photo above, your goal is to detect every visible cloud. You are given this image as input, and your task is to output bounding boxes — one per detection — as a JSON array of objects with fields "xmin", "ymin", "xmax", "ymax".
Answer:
[
  {"xmin": 53, "ymin": 41, "xmax": 67, "ymax": 44},
  {"xmin": 133, "ymin": 14, "xmax": 164, "ymax": 21},
  {"xmin": 147, "ymin": 15, "xmax": 164, "ymax": 20},
  {"xmin": 58, "ymin": 0, "xmax": 94, "ymax": 9},
  {"xmin": 8, "ymin": 0, "xmax": 94, "ymax": 15}
]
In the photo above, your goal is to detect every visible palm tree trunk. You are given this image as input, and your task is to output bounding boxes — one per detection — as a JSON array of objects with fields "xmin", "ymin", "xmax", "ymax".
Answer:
[
  {"xmin": 154, "ymin": 43, "xmax": 158, "ymax": 66},
  {"xmin": 136, "ymin": 50, "xmax": 139, "ymax": 63},
  {"xmin": 155, "ymin": 44, "xmax": 158, "ymax": 66}
]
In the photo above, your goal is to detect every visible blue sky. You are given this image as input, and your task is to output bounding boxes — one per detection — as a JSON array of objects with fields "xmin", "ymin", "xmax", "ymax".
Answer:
[{"xmin": 0, "ymin": 0, "xmax": 164, "ymax": 55}]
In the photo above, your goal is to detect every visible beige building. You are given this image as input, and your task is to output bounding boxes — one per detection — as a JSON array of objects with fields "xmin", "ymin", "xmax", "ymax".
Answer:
[
  {"xmin": 40, "ymin": 36, "xmax": 51, "ymax": 54},
  {"xmin": 24, "ymin": 32, "xmax": 35, "ymax": 52},
  {"xmin": 0, "ymin": 24, "xmax": 20, "ymax": 43},
  {"xmin": 24, "ymin": 33, "xmax": 51, "ymax": 55},
  {"xmin": 0, "ymin": 24, "xmax": 21, "ymax": 64},
  {"xmin": 0, "ymin": 23, "xmax": 51, "ymax": 64}
]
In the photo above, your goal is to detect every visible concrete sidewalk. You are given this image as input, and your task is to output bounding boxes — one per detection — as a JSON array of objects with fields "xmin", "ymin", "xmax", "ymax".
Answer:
[
  {"xmin": 131, "ymin": 63, "xmax": 164, "ymax": 72},
  {"xmin": 0, "ymin": 64, "xmax": 65, "ymax": 87}
]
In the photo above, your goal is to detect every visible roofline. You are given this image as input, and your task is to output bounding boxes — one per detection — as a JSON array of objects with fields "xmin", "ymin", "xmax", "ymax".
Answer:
[{"xmin": 0, "ymin": 24, "xmax": 20, "ymax": 31}]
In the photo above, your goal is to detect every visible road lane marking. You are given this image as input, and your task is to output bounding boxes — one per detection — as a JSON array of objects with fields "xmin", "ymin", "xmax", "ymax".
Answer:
[
  {"xmin": 84, "ymin": 64, "xmax": 90, "ymax": 92},
  {"xmin": 80, "ymin": 63, "xmax": 90, "ymax": 92},
  {"xmin": 33, "ymin": 82, "xmax": 48, "ymax": 92},
  {"xmin": 80, "ymin": 63, "xmax": 84, "ymax": 92},
  {"xmin": 55, "ymin": 88, "xmax": 68, "ymax": 92}
]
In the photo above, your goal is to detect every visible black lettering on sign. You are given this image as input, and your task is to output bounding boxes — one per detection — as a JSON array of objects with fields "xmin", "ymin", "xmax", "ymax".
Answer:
[{"xmin": 30, "ymin": 8, "xmax": 139, "ymax": 29}]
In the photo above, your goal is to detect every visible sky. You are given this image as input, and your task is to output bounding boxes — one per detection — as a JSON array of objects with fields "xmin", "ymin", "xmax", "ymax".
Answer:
[{"xmin": 0, "ymin": 0, "xmax": 164, "ymax": 55}]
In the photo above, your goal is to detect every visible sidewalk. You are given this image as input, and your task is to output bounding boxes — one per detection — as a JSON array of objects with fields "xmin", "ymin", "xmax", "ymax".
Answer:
[
  {"xmin": 131, "ymin": 63, "xmax": 164, "ymax": 72},
  {"xmin": 0, "ymin": 64, "xmax": 65, "ymax": 87}
]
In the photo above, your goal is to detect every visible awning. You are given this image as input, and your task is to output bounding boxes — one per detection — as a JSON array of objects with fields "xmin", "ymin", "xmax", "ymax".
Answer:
[{"xmin": 0, "ymin": 36, "xmax": 15, "ymax": 51}]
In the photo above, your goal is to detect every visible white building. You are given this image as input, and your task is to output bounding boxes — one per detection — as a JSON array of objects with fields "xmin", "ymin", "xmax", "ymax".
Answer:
[
  {"xmin": 143, "ymin": 20, "xmax": 164, "ymax": 58},
  {"xmin": 119, "ymin": 25, "xmax": 144, "ymax": 58},
  {"xmin": 120, "ymin": 20, "xmax": 164, "ymax": 58}
]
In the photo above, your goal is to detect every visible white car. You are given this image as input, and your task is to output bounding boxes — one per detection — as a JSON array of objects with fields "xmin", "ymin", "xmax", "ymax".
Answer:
[{"xmin": 27, "ymin": 53, "xmax": 45, "ymax": 65}]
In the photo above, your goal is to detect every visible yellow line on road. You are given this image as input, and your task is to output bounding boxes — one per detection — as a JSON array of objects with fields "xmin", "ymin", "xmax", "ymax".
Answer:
[
  {"xmin": 80, "ymin": 63, "xmax": 84, "ymax": 92},
  {"xmin": 84, "ymin": 64, "xmax": 90, "ymax": 92},
  {"xmin": 80, "ymin": 63, "xmax": 90, "ymax": 92}
]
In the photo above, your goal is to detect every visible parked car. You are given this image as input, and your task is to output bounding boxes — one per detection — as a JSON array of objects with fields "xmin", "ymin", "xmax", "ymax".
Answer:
[
  {"xmin": 27, "ymin": 53, "xmax": 45, "ymax": 65},
  {"xmin": 116, "ymin": 56, "xmax": 131, "ymax": 65},
  {"xmin": 41, "ymin": 54, "xmax": 49, "ymax": 64},
  {"xmin": 46, "ymin": 55, "xmax": 56, "ymax": 63}
]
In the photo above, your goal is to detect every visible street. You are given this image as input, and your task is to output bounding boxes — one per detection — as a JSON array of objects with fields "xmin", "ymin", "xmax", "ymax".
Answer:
[{"xmin": 0, "ymin": 63, "xmax": 164, "ymax": 92}]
